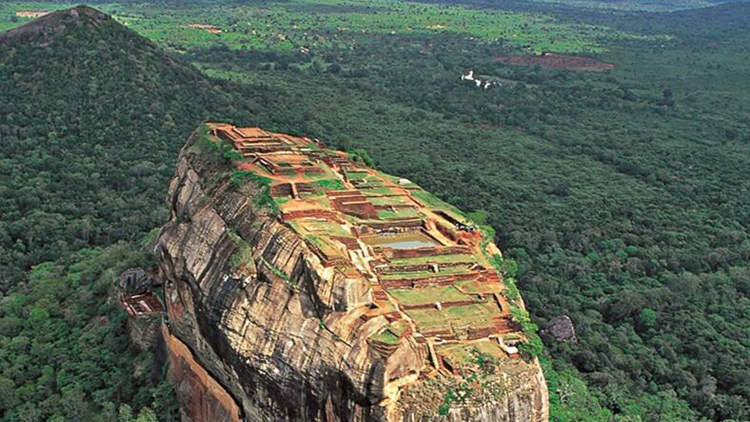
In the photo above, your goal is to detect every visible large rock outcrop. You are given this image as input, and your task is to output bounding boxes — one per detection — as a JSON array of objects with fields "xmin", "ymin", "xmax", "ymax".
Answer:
[{"xmin": 155, "ymin": 127, "xmax": 548, "ymax": 422}]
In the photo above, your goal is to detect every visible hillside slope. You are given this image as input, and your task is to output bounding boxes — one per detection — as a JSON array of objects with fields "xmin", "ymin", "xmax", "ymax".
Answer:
[{"xmin": 0, "ymin": 6, "xmax": 255, "ymax": 287}]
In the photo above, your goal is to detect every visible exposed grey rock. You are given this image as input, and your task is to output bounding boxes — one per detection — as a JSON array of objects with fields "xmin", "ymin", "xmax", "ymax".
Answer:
[
  {"xmin": 118, "ymin": 267, "xmax": 153, "ymax": 295},
  {"xmin": 542, "ymin": 315, "xmax": 577, "ymax": 344}
]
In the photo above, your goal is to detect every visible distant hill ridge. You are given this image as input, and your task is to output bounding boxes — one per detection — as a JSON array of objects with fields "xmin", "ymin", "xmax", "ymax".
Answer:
[
  {"xmin": 0, "ymin": 6, "xmax": 110, "ymax": 44},
  {"xmin": 0, "ymin": 4, "xmax": 263, "ymax": 285}
]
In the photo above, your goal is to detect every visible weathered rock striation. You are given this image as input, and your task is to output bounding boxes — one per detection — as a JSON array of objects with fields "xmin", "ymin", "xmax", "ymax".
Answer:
[{"xmin": 156, "ymin": 125, "xmax": 548, "ymax": 422}]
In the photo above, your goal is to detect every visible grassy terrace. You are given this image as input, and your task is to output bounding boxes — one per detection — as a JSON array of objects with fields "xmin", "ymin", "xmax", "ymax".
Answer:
[
  {"xmin": 361, "ymin": 186, "xmax": 397, "ymax": 195},
  {"xmin": 287, "ymin": 219, "xmax": 352, "ymax": 261},
  {"xmin": 377, "ymin": 208, "xmax": 422, "ymax": 220},
  {"xmin": 296, "ymin": 220, "xmax": 352, "ymax": 238},
  {"xmin": 456, "ymin": 279, "xmax": 499, "ymax": 295},
  {"xmin": 388, "ymin": 286, "xmax": 473, "ymax": 306},
  {"xmin": 390, "ymin": 320, "xmax": 410, "ymax": 337},
  {"xmin": 440, "ymin": 339, "xmax": 508, "ymax": 365},
  {"xmin": 374, "ymin": 171, "xmax": 409, "ymax": 184},
  {"xmin": 374, "ymin": 297, "xmax": 397, "ymax": 314},
  {"xmin": 354, "ymin": 174, "xmax": 391, "ymax": 190},
  {"xmin": 310, "ymin": 178, "xmax": 346, "ymax": 192},
  {"xmin": 371, "ymin": 329, "xmax": 400, "ymax": 345},
  {"xmin": 207, "ymin": 124, "xmax": 515, "ymax": 373},
  {"xmin": 368, "ymin": 195, "xmax": 414, "ymax": 206},
  {"xmin": 410, "ymin": 189, "xmax": 467, "ymax": 217},
  {"xmin": 406, "ymin": 302, "xmax": 499, "ymax": 331},
  {"xmin": 380, "ymin": 265, "xmax": 472, "ymax": 281},
  {"xmin": 344, "ymin": 170, "xmax": 370, "ymax": 180},
  {"xmin": 299, "ymin": 166, "xmax": 339, "ymax": 182},
  {"xmin": 390, "ymin": 254, "xmax": 476, "ymax": 266},
  {"xmin": 358, "ymin": 181, "xmax": 387, "ymax": 189}
]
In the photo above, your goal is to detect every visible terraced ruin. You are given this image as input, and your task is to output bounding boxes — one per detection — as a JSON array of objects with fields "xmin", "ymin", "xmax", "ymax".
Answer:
[
  {"xmin": 210, "ymin": 123, "xmax": 526, "ymax": 370},
  {"xmin": 155, "ymin": 123, "xmax": 548, "ymax": 420}
]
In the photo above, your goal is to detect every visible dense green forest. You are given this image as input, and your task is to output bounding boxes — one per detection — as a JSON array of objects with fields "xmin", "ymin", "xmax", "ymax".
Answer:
[
  {"xmin": 1, "ymin": 1, "xmax": 748, "ymax": 421},
  {"xmin": 0, "ymin": 7, "xmax": 263, "ymax": 287},
  {"xmin": 0, "ymin": 239, "xmax": 178, "ymax": 421}
]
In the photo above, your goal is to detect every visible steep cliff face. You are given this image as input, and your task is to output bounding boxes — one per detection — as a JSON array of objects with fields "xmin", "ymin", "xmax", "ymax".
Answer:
[
  {"xmin": 162, "ymin": 325, "xmax": 243, "ymax": 422},
  {"xmin": 155, "ymin": 127, "xmax": 548, "ymax": 422}
]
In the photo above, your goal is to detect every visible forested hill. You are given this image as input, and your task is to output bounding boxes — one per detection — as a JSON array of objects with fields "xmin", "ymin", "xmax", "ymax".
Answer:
[
  {"xmin": 0, "ymin": 6, "xmax": 257, "ymax": 287},
  {"xmin": 0, "ymin": 5, "xmax": 108, "ymax": 44}
]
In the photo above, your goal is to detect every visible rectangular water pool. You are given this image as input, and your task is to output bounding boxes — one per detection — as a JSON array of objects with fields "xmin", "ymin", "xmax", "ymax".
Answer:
[{"xmin": 362, "ymin": 232, "xmax": 439, "ymax": 249}]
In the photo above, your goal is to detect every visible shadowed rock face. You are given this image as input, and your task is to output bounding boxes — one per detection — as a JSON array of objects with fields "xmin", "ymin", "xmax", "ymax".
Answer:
[
  {"xmin": 155, "ymin": 129, "xmax": 549, "ymax": 422},
  {"xmin": 162, "ymin": 325, "xmax": 243, "ymax": 422}
]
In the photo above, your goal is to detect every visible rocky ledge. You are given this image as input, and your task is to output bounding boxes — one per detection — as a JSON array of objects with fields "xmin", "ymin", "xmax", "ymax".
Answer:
[{"xmin": 155, "ymin": 125, "xmax": 548, "ymax": 422}]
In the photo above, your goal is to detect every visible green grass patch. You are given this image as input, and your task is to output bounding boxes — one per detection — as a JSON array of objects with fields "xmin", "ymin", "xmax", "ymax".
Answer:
[
  {"xmin": 358, "ymin": 180, "xmax": 385, "ymax": 189},
  {"xmin": 444, "ymin": 303, "xmax": 494, "ymax": 319},
  {"xmin": 406, "ymin": 302, "xmax": 498, "ymax": 331},
  {"xmin": 300, "ymin": 220, "xmax": 352, "ymax": 238},
  {"xmin": 226, "ymin": 229, "xmax": 253, "ymax": 272},
  {"xmin": 344, "ymin": 170, "xmax": 370, "ymax": 180},
  {"xmin": 388, "ymin": 286, "xmax": 472, "ymax": 306},
  {"xmin": 302, "ymin": 233, "xmax": 345, "ymax": 259},
  {"xmin": 381, "ymin": 265, "xmax": 472, "ymax": 281},
  {"xmin": 259, "ymin": 255, "xmax": 294, "ymax": 286},
  {"xmin": 362, "ymin": 186, "xmax": 396, "ymax": 195},
  {"xmin": 455, "ymin": 279, "xmax": 493, "ymax": 294},
  {"xmin": 313, "ymin": 178, "xmax": 346, "ymax": 192},
  {"xmin": 390, "ymin": 321, "xmax": 410, "ymax": 337},
  {"xmin": 368, "ymin": 196, "xmax": 412, "ymax": 206},
  {"xmin": 371, "ymin": 329, "xmax": 400, "ymax": 345},
  {"xmin": 274, "ymin": 197, "xmax": 290, "ymax": 206},
  {"xmin": 412, "ymin": 189, "xmax": 467, "ymax": 218},
  {"xmin": 377, "ymin": 207, "xmax": 421, "ymax": 220},
  {"xmin": 229, "ymin": 170, "xmax": 279, "ymax": 215}
]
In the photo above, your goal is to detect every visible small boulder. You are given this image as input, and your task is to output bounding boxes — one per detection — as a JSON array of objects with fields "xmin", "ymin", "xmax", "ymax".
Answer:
[
  {"xmin": 118, "ymin": 267, "xmax": 153, "ymax": 295},
  {"xmin": 541, "ymin": 315, "xmax": 577, "ymax": 344}
]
